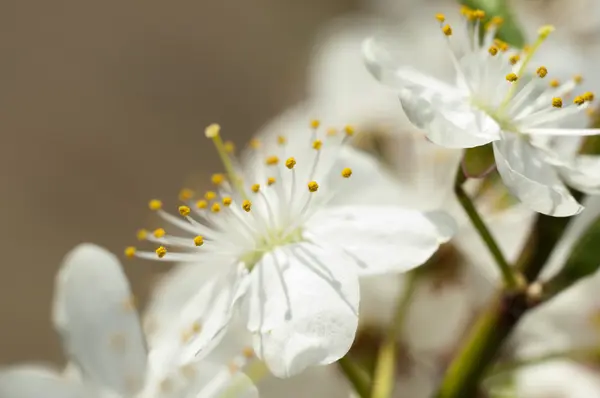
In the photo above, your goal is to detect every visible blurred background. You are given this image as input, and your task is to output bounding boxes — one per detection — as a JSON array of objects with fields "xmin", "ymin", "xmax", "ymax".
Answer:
[{"xmin": 3, "ymin": 0, "xmax": 600, "ymax": 370}]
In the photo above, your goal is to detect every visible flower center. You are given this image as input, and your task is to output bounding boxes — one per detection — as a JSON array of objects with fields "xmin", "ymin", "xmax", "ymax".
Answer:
[{"xmin": 125, "ymin": 120, "xmax": 355, "ymax": 270}]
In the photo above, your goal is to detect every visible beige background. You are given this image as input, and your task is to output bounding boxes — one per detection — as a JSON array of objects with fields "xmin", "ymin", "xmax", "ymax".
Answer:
[{"xmin": 0, "ymin": 0, "xmax": 358, "ymax": 364}]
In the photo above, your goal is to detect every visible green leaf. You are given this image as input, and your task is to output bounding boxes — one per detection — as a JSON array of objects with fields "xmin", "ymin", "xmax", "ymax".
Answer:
[
  {"xmin": 545, "ymin": 216, "xmax": 600, "ymax": 296},
  {"xmin": 459, "ymin": 0, "xmax": 526, "ymax": 48},
  {"xmin": 461, "ymin": 144, "xmax": 495, "ymax": 178}
]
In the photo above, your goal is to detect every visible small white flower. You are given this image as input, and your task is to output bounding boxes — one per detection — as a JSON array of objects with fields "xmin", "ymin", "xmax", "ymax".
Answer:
[
  {"xmin": 363, "ymin": 7, "xmax": 600, "ymax": 217},
  {"xmin": 129, "ymin": 119, "xmax": 453, "ymax": 378},
  {"xmin": 0, "ymin": 244, "xmax": 256, "ymax": 398}
]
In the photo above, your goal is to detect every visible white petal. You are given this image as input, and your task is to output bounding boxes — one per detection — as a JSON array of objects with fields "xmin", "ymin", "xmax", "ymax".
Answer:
[
  {"xmin": 149, "ymin": 266, "xmax": 250, "ymax": 377},
  {"xmin": 424, "ymin": 210, "xmax": 458, "ymax": 243},
  {"xmin": 523, "ymin": 128, "xmax": 600, "ymax": 136},
  {"xmin": 399, "ymin": 88, "xmax": 501, "ymax": 148},
  {"xmin": 244, "ymin": 243, "xmax": 359, "ymax": 378},
  {"xmin": 363, "ymin": 36, "xmax": 500, "ymax": 148},
  {"xmin": 305, "ymin": 206, "xmax": 447, "ymax": 275},
  {"xmin": 0, "ymin": 366, "xmax": 87, "ymax": 398},
  {"xmin": 144, "ymin": 262, "xmax": 224, "ymax": 347},
  {"xmin": 557, "ymin": 155, "xmax": 600, "ymax": 194},
  {"xmin": 53, "ymin": 244, "xmax": 147, "ymax": 395},
  {"xmin": 143, "ymin": 359, "xmax": 257, "ymax": 398},
  {"xmin": 362, "ymin": 36, "xmax": 457, "ymax": 96},
  {"xmin": 493, "ymin": 137, "xmax": 583, "ymax": 217},
  {"xmin": 515, "ymin": 360, "xmax": 600, "ymax": 398}
]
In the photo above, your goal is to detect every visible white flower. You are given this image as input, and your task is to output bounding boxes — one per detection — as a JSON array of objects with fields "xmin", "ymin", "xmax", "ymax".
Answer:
[
  {"xmin": 0, "ymin": 244, "xmax": 256, "ymax": 398},
  {"xmin": 363, "ymin": 7, "xmax": 600, "ymax": 217},
  {"xmin": 128, "ymin": 119, "xmax": 454, "ymax": 378}
]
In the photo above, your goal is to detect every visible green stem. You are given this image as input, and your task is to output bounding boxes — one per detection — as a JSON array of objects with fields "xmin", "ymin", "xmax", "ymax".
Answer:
[
  {"xmin": 338, "ymin": 356, "xmax": 372, "ymax": 398},
  {"xmin": 370, "ymin": 272, "xmax": 418, "ymax": 398},
  {"xmin": 436, "ymin": 192, "xmax": 582, "ymax": 398},
  {"xmin": 454, "ymin": 169, "xmax": 518, "ymax": 290}
]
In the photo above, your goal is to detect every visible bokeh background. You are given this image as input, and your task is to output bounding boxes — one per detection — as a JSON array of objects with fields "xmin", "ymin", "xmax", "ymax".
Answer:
[{"xmin": 3, "ymin": 0, "xmax": 600, "ymax": 369}]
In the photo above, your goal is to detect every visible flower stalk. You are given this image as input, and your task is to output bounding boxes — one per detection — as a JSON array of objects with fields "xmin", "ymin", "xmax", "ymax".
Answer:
[
  {"xmin": 454, "ymin": 168, "xmax": 519, "ymax": 290},
  {"xmin": 370, "ymin": 272, "xmax": 418, "ymax": 398},
  {"xmin": 338, "ymin": 356, "xmax": 372, "ymax": 398},
  {"xmin": 436, "ymin": 184, "xmax": 583, "ymax": 397}
]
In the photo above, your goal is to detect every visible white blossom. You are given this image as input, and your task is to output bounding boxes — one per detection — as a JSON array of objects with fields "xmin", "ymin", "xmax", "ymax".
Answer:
[
  {"xmin": 128, "ymin": 118, "xmax": 454, "ymax": 378},
  {"xmin": 0, "ymin": 244, "xmax": 256, "ymax": 398},
  {"xmin": 363, "ymin": 7, "xmax": 600, "ymax": 217}
]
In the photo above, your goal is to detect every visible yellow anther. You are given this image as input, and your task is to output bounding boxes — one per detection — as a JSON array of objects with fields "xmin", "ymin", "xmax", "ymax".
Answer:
[
  {"xmin": 222, "ymin": 197, "xmax": 232, "ymax": 206},
  {"xmin": 149, "ymin": 199, "xmax": 162, "ymax": 211},
  {"xmin": 266, "ymin": 155, "xmax": 279, "ymax": 166},
  {"xmin": 538, "ymin": 25, "xmax": 555, "ymax": 39},
  {"xmin": 308, "ymin": 181, "xmax": 319, "ymax": 192},
  {"xmin": 242, "ymin": 200, "xmax": 252, "ymax": 212},
  {"xmin": 251, "ymin": 184, "xmax": 260, "ymax": 193},
  {"xmin": 574, "ymin": 74, "xmax": 583, "ymax": 84},
  {"xmin": 178, "ymin": 188, "xmax": 194, "ymax": 201},
  {"xmin": 312, "ymin": 139, "xmax": 323, "ymax": 150},
  {"xmin": 277, "ymin": 135, "xmax": 286, "ymax": 145},
  {"xmin": 505, "ymin": 73, "xmax": 518, "ymax": 82},
  {"xmin": 196, "ymin": 199, "xmax": 208, "ymax": 209},
  {"xmin": 435, "ymin": 13, "xmax": 445, "ymax": 23},
  {"xmin": 460, "ymin": 5, "xmax": 472, "ymax": 15},
  {"xmin": 472, "ymin": 9, "xmax": 485, "ymax": 19},
  {"xmin": 249, "ymin": 138, "xmax": 261, "ymax": 149},
  {"xmin": 224, "ymin": 140, "xmax": 235, "ymax": 154},
  {"xmin": 310, "ymin": 119, "xmax": 321, "ymax": 129},
  {"xmin": 242, "ymin": 347, "xmax": 254, "ymax": 359},
  {"xmin": 285, "ymin": 157, "xmax": 296, "ymax": 169},
  {"xmin": 536, "ymin": 66, "xmax": 548, "ymax": 78},
  {"xmin": 178, "ymin": 205, "xmax": 191, "ymax": 217},
  {"xmin": 488, "ymin": 46, "xmax": 499, "ymax": 56},
  {"xmin": 205, "ymin": 123, "xmax": 220, "ymax": 138},
  {"xmin": 125, "ymin": 246, "xmax": 136, "ymax": 258},
  {"xmin": 550, "ymin": 79, "xmax": 560, "ymax": 88},
  {"xmin": 205, "ymin": 191, "xmax": 217, "ymax": 201},
  {"xmin": 211, "ymin": 203, "xmax": 221, "ymax": 213},
  {"xmin": 267, "ymin": 177, "xmax": 276, "ymax": 186},
  {"xmin": 326, "ymin": 127, "xmax": 337, "ymax": 136},
  {"xmin": 344, "ymin": 125, "xmax": 355, "ymax": 136},
  {"xmin": 156, "ymin": 246, "xmax": 167, "ymax": 258},
  {"xmin": 574, "ymin": 96, "xmax": 585, "ymax": 105},
  {"xmin": 191, "ymin": 321, "xmax": 202, "ymax": 334},
  {"xmin": 583, "ymin": 91, "xmax": 595, "ymax": 102},
  {"xmin": 153, "ymin": 228, "xmax": 166, "ymax": 238},
  {"xmin": 552, "ymin": 97, "xmax": 563, "ymax": 108},
  {"xmin": 136, "ymin": 229, "xmax": 148, "ymax": 241},
  {"xmin": 193, "ymin": 236, "xmax": 204, "ymax": 247},
  {"xmin": 494, "ymin": 39, "xmax": 509, "ymax": 52},
  {"xmin": 523, "ymin": 45, "xmax": 532, "ymax": 53},
  {"xmin": 485, "ymin": 16, "xmax": 504, "ymax": 30},
  {"xmin": 211, "ymin": 173, "xmax": 225, "ymax": 185},
  {"xmin": 442, "ymin": 24, "xmax": 452, "ymax": 36},
  {"xmin": 341, "ymin": 168, "xmax": 352, "ymax": 178},
  {"xmin": 509, "ymin": 54, "xmax": 521, "ymax": 65}
]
